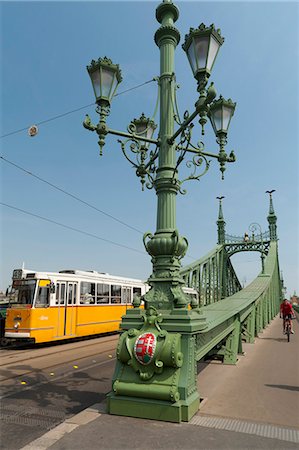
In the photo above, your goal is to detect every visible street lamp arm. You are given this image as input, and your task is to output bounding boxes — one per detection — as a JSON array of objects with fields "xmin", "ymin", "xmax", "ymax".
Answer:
[
  {"xmin": 118, "ymin": 138, "xmax": 159, "ymax": 169},
  {"xmin": 118, "ymin": 139, "xmax": 139, "ymax": 167},
  {"xmin": 168, "ymin": 107, "xmax": 199, "ymax": 145},
  {"xmin": 179, "ymin": 147, "xmax": 236, "ymax": 163},
  {"xmin": 83, "ymin": 116, "xmax": 159, "ymax": 145},
  {"xmin": 109, "ymin": 127, "xmax": 159, "ymax": 145},
  {"xmin": 182, "ymin": 147, "xmax": 219, "ymax": 159},
  {"xmin": 168, "ymin": 80, "xmax": 217, "ymax": 145},
  {"xmin": 178, "ymin": 153, "xmax": 211, "ymax": 194},
  {"xmin": 118, "ymin": 137, "xmax": 159, "ymax": 191},
  {"xmin": 143, "ymin": 148, "xmax": 159, "ymax": 171}
]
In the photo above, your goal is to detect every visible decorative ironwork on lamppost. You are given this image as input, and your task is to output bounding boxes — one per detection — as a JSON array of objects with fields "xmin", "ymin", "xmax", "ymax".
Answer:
[
  {"xmin": 83, "ymin": 0, "xmax": 237, "ymax": 423},
  {"xmin": 249, "ymin": 222, "xmax": 265, "ymax": 273},
  {"xmin": 120, "ymin": 113, "xmax": 158, "ymax": 191}
]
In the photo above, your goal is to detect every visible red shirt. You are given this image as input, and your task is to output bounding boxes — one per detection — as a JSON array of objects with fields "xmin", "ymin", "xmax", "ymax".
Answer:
[{"xmin": 280, "ymin": 301, "xmax": 293, "ymax": 315}]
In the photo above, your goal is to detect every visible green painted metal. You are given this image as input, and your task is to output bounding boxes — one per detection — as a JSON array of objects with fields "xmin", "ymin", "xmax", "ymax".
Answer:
[
  {"xmin": 192, "ymin": 241, "xmax": 281, "ymax": 363},
  {"xmin": 107, "ymin": 1, "xmax": 206, "ymax": 422},
  {"xmin": 267, "ymin": 190, "xmax": 278, "ymax": 241},
  {"xmin": 181, "ymin": 245, "xmax": 242, "ymax": 304},
  {"xmin": 242, "ymin": 308, "xmax": 256, "ymax": 343},
  {"xmin": 83, "ymin": 0, "xmax": 284, "ymax": 424},
  {"xmin": 108, "ymin": 189, "xmax": 282, "ymax": 421},
  {"xmin": 179, "ymin": 194, "xmax": 282, "ymax": 370},
  {"xmin": 108, "ymin": 239, "xmax": 282, "ymax": 422},
  {"xmin": 216, "ymin": 196, "xmax": 226, "ymax": 245}
]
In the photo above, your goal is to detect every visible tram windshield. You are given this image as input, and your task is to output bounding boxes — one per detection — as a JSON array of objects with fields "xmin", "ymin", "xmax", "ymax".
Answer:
[{"xmin": 11, "ymin": 280, "xmax": 36, "ymax": 306}]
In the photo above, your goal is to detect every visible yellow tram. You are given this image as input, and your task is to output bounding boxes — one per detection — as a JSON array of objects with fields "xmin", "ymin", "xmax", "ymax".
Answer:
[{"xmin": 5, "ymin": 268, "xmax": 147, "ymax": 344}]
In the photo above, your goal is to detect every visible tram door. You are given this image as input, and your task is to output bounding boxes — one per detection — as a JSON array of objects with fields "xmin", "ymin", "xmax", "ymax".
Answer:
[{"xmin": 56, "ymin": 282, "xmax": 77, "ymax": 337}]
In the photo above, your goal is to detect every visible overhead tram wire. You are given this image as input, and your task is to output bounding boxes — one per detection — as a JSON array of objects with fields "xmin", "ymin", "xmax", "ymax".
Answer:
[
  {"xmin": 0, "ymin": 202, "xmax": 146, "ymax": 256},
  {"xmin": 0, "ymin": 74, "xmax": 198, "ymax": 261},
  {"xmin": 0, "ymin": 155, "xmax": 143, "ymax": 235},
  {"xmin": 0, "ymin": 79, "xmax": 156, "ymax": 139},
  {"xmin": 0, "ymin": 163, "xmax": 201, "ymax": 261},
  {"xmin": 0, "ymin": 156, "xmax": 198, "ymax": 261},
  {"xmin": 0, "ymin": 155, "xmax": 199, "ymax": 260}
]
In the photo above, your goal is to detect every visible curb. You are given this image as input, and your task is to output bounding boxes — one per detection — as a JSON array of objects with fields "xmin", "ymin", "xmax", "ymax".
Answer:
[{"xmin": 20, "ymin": 403, "xmax": 105, "ymax": 450}]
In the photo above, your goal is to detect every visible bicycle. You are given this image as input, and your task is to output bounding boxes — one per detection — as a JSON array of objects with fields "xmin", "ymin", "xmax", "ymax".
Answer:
[{"xmin": 285, "ymin": 317, "xmax": 292, "ymax": 342}]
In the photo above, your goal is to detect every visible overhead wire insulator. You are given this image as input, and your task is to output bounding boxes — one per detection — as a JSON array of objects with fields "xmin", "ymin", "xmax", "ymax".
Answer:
[{"xmin": 28, "ymin": 125, "xmax": 38, "ymax": 137}]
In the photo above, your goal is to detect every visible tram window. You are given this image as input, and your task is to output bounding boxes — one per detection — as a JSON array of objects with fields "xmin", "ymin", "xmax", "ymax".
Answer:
[
  {"xmin": 35, "ymin": 287, "xmax": 49, "ymax": 307},
  {"xmin": 111, "ymin": 284, "xmax": 121, "ymax": 304},
  {"xmin": 133, "ymin": 287, "xmax": 142, "ymax": 299},
  {"xmin": 73, "ymin": 284, "xmax": 77, "ymax": 304},
  {"xmin": 96, "ymin": 284, "xmax": 109, "ymax": 304},
  {"xmin": 80, "ymin": 282, "xmax": 96, "ymax": 304},
  {"xmin": 16, "ymin": 281, "xmax": 36, "ymax": 305},
  {"xmin": 60, "ymin": 284, "xmax": 66, "ymax": 305},
  {"xmin": 56, "ymin": 283, "xmax": 66, "ymax": 305},
  {"xmin": 68, "ymin": 284, "xmax": 73, "ymax": 305},
  {"xmin": 122, "ymin": 287, "xmax": 132, "ymax": 304}
]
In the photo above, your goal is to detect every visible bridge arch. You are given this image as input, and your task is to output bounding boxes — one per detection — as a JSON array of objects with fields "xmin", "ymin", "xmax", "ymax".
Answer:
[
  {"xmin": 224, "ymin": 241, "xmax": 270, "ymax": 258},
  {"xmin": 180, "ymin": 192, "xmax": 281, "ymax": 307}
]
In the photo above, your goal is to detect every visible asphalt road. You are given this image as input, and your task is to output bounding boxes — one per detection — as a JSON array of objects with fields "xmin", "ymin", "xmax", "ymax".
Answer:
[
  {"xmin": 1, "ymin": 315, "xmax": 298, "ymax": 450},
  {"xmin": 0, "ymin": 336, "xmax": 117, "ymax": 449}
]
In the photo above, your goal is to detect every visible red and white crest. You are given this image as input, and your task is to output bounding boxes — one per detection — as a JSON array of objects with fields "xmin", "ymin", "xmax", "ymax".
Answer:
[{"xmin": 134, "ymin": 332, "xmax": 156, "ymax": 365}]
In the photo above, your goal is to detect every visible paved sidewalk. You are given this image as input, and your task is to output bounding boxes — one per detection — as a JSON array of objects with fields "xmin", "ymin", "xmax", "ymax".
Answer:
[
  {"xmin": 197, "ymin": 312, "xmax": 299, "ymax": 428},
  {"xmin": 21, "ymin": 314, "xmax": 299, "ymax": 450}
]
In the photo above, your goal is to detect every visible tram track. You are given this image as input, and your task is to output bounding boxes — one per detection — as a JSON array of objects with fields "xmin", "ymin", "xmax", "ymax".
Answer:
[
  {"xmin": 0, "ymin": 346, "xmax": 116, "ymax": 383},
  {"xmin": 0, "ymin": 335, "xmax": 118, "ymax": 384},
  {"xmin": 0, "ymin": 354, "xmax": 116, "ymax": 400},
  {"xmin": 0, "ymin": 334, "xmax": 118, "ymax": 367}
]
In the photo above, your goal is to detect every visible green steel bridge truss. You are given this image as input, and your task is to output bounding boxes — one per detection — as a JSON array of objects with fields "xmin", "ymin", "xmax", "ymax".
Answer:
[
  {"xmin": 180, "ymin": 234, "xmax": 271, "ymax": 306},
  {"xmin": 180, "ymin": 196, "xmax": 282, "ymax": 365},
  {"xmin": 108, "ymin": 197, "xmax": 283, "ymax": 422},
  {"xmin": 182, "ymin": 240, "xmax": 282, "ymax": 364}
]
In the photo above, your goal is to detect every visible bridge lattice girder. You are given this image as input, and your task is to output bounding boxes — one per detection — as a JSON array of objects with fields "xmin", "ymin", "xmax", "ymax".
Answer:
[
  {"xmin": 180, "ymin": 244, "xmax": 242, "ymax": 305},
  {"xmin": 192, "ymin": 241, "xmax": 283, "ymax": 364},
  {"xmin": 224, "ymin": 240, "xmax": 270, "ymax": 258}
]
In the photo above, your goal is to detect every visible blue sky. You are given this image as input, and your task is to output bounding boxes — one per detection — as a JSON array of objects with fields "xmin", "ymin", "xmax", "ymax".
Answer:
[{"xmin": 1, "ymin": 1, "xmax": 298, "ymax": 297}]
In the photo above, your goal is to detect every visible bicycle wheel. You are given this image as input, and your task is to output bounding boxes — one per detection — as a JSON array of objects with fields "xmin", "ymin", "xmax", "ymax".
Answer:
[{"xmin": 286, "ymin": 324, "xmax": 290, "ymax": 342}]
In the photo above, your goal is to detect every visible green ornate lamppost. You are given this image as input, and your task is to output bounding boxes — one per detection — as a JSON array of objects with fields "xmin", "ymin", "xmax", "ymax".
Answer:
[{"xmin": 84, "ymin": 0, "xmax": 237, "ymax": 423}]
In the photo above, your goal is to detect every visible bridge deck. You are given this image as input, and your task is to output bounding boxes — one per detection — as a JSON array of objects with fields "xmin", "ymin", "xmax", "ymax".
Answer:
[
  {"xmin": 23, "ymin": 313, "xmax": 299, "ymax": 450},
  {"xmin": 197, "ymin": 312, "xmax": 299, "ymax": 429},
  {"xmin": 202, "ymin": 275, "xmax": 270, "ymax": 330}
]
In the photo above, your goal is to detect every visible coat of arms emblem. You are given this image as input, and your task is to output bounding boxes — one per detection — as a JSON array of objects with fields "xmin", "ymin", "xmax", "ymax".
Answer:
[{"xmin": 134, "ymin": 332, "xmax": 157, "ymax": 365}]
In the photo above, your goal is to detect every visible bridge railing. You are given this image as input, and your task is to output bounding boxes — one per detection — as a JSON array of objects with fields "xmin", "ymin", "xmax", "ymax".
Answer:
[
  {"xmin": 225, "ymin": 230, "xmax": 270, "ymax": 243},
  {"xmin": 193, "ymin": 241, "xmax": 282, "ymax": 364},
  {"xmin": 111, "ymin": 241, "xmax": 282, "ymax": 424},
  {"xmin": 180, "ymin": 244, "xmax": 242, "ymax": 306}
]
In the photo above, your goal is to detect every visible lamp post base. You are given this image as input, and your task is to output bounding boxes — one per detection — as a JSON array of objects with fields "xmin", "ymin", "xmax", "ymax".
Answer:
[
  {"xmin": 107, "ymin": 391, "xmax": 200, "ymax": 423},
  {"xmin": 106, "ymin": 306, "xmax": 207, "ymax": 423}
]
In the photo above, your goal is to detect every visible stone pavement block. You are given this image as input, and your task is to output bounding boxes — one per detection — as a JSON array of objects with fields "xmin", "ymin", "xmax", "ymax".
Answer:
[
  {"xmin": 66, "ymin": 409, "xmax": 101, "ymax": 425},
  {"xmin": 85, "ymin": 402, "xmax": 106, "ymax": 414},
  {"xmin": 21, "ymin": 437, "xmax": 58, "ymax": 450},
  {"xmin": 197, "ymin": 315, "xmax": 299, "ymax": 428},
  {"xmin": 20, "ymin": 423, "xmax": 79, "ymax": 450}
]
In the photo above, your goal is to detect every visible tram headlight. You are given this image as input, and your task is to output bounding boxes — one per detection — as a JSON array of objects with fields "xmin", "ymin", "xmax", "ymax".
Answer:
[{"xmin": 14, "ymin": 322, "xmax": 20, "ymax": 329}]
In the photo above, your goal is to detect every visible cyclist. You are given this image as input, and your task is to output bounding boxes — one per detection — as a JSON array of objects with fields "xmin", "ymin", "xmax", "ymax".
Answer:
[{"xmin": 280, "ymin": 298, "xmax": 295, "ymax": 334}]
